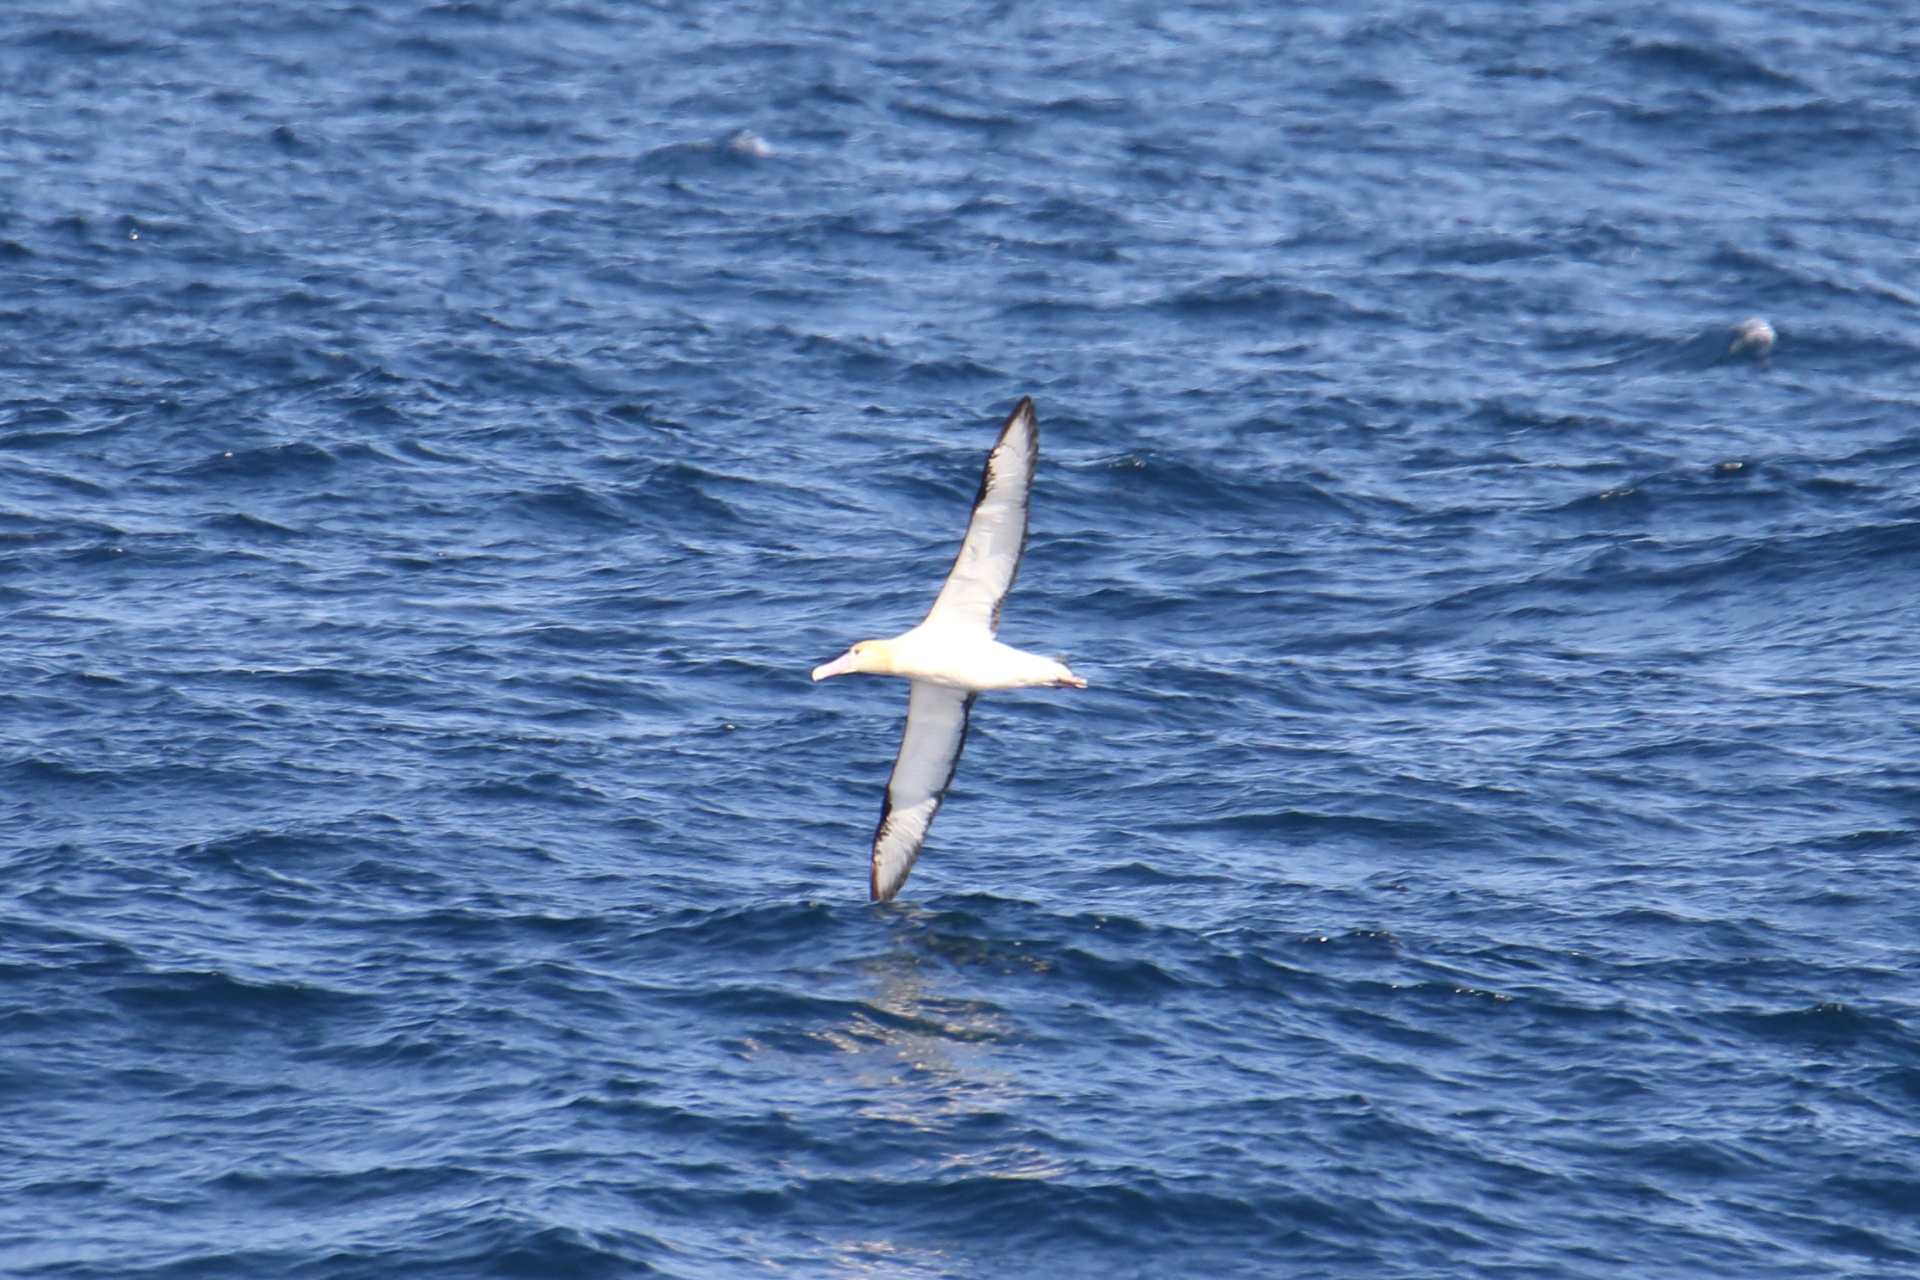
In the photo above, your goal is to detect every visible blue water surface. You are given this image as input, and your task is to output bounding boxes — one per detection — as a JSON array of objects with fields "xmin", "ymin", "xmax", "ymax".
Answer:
[{"xmin": 3, "ymin": 2, "xmax": 1918, "ymax": 1276}]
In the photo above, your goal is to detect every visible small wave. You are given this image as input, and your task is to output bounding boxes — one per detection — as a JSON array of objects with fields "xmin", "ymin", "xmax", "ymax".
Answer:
[
  {"xmin": 297, "ymin": 1213, "xmax": 666, "ymax": 1278},
  {"xmin": 1159, "ymin": 807, "xmax": 1455, "ymax": 844},
  {"xmin": 900, "ymin": 357, "xmax": 1007, "ymax": 385},
  {"xmin": 1159, "ymin": 275, "xmax": 1395, "ymax": 326},
  {"xmin": 1381, "ymin": 235, "xmax": 1557, "ymax": 267},
  {"xmin": 891, "ymin": 98, "xmax": 1031, "ymax": 137},
  {"xmin": 1083, "ymin": 860, "xmax": 1230, "ymax": 887},
  {"xmin": 618, "ymin": 463, "xmax": 745, "ymax": 527},
  {"xmin": 1073, "ymin": 452, "xmax": 1365, "ymax": 529},
  {"xmin": 620, "ymin": 900, "xmax": 844, "ymax": 960},
  {"xmin": 16, "ymin": 26, "xmax": 158, "ymax": 58},
  {"xmin": 178, "ymin": 442, "xmax": 337, "ymax": 480},
  {"xmin": 641, "ymin": 1172, "xmax": 1377, "ymax": 1257},
  {"xmin": 209, "ymin": 1161, "xmax": 484, "ymax": 1209},
  {"xmin": 2, "ymin": 756, "xmax": 123, "ymax": 788},
  {"xmin": 513, "ymin": 482, "xmax": 633, "ymax": 529},
  {"xmin": 104, "ymin": 969, "xmax": 366, "ymax": 1030},
  {"xmin": 1723, "ymin": 1002, "xmax": 1916, "ymax": 1054},
  {"xmin": 242, "ymin": 667, "xmax": 425, "ymax": 703},
  {"xmin": 7, "ymin": 463, "xmax": 110, "ymax": 497},
  {"xmin": 636, "ymin": 137, "xmax": 775, "ymax": 176},
  {"xmin": 203, "ymin": 512, "xmax": 305, "ymax": 540},
  {"xmin": 1625, "ymin": 1138, "xmax": 1767, "ymax": 1179},
  {"xmin": 393, "ymin": 34, "xmax": 460, "ymax": 61},
  {"xmin": 1032, "ymin": 94, "xmax": 1138, "ymax": 122},
  {"xmin": 461, "ymin": 771, "xmax": 609, "ymax": 809},
  {"xmin": 1610, "ymin": 39, "xmax": 1806, "ymax": 92}
]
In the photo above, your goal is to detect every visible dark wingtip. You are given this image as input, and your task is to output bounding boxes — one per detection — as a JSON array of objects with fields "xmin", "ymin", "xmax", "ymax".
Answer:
[{"xmin": 1002, "ymin": 395, "xmax": 1038, "ymax": 450}]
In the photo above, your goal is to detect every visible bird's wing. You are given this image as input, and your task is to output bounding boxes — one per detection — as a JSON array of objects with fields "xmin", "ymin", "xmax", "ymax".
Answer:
[
  {"xmin": 921, "ymin": 397, "xmax": 1037, "ymax": 637},
  {"xmin": 871, "ymin": 680, "xmax": 977, "ymax": 902}
]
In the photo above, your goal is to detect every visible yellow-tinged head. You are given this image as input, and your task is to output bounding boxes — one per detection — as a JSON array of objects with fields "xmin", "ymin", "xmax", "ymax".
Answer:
[{"xmin": 810, "ymin": 640, "xmax": 897, "ymax": 681}]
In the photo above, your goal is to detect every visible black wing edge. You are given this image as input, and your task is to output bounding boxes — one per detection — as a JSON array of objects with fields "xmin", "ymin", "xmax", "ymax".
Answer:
[
  {"xmin": 952, "ymin": 395, "xmax": 1036, "ymax": 633},
  {"xmin": 869, "ymin": 691, "xmax": 979, "ymax": 903}
]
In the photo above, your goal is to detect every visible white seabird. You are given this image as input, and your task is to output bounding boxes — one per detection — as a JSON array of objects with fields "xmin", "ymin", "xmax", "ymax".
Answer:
[
  {"xmin": 1729, "ymin": 316, "xmax": 1775, "ymax": 356},
  {"xmin": 812, "ymin": 397, "xmax": 1086, "ymax": 902}
]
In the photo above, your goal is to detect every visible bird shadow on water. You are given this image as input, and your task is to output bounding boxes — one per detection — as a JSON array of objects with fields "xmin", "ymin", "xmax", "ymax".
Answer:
[
  {"xmin": 765, "ymin": 902, "xmax": 1071, "ymax": 1275},
  {"xmin": 835, "ymin": 901, "xmax": 1074, "ymax": 1166},
  {"xmin": 829, "ymin": 902, "xmax": 1028, "ymax": 1098}
]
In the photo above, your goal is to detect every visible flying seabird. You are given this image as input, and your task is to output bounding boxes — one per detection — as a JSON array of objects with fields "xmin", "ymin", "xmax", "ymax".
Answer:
[{"xmin": 812, "ymin": 397, "xmax": 1086, "ymax": 902}]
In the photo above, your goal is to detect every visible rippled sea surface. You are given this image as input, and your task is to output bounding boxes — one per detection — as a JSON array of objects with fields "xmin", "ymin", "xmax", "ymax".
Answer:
[{"xmin": 4, "ymin": 2, "xmax": 1919, "ymax": 1276}]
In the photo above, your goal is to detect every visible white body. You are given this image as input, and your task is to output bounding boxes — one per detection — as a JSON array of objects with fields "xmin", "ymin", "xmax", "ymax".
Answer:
[{"xmin": 811, "ymin": 623, "xmax": 1081, "ymax": 691}]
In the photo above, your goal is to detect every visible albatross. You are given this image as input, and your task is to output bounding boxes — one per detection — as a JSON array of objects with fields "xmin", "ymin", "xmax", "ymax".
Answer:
[{"xmin": 812, "ymin": 397, "xmax": 1086, "ymax": 901}]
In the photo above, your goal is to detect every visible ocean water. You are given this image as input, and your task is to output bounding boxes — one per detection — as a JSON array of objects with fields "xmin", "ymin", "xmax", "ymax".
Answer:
[{"xmin": 3, "ymin": 1, "xmax": 1918, "ymax": 1276}]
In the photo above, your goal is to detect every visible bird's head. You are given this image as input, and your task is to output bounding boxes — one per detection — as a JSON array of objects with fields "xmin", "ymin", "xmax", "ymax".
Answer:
[{"xmin": 811, "ymin": 640, "xmax": 897, "ymax": 681}]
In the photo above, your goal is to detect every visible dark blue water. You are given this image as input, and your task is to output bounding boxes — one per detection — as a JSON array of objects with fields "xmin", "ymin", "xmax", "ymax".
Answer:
[{"xmin": 4, "ymin": 2, "xmax": 1918, "ymax": 1276}]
